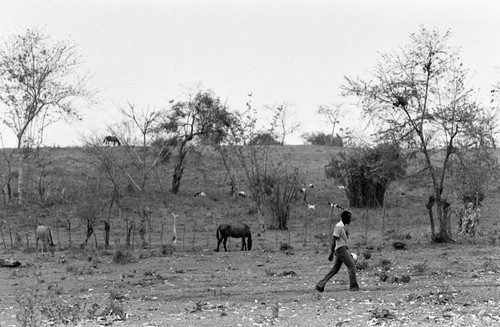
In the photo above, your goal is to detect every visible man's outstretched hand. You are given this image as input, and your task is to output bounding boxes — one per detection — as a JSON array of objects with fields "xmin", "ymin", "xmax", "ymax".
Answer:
[{"xmin": 328, "ymin": 252, "xmax": 334, "ymax": 261}]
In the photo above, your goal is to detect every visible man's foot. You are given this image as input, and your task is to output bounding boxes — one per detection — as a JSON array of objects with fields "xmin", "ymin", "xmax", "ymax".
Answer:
[
  {"xmin": 315, "ymin": 285, "xmax": 324, "ymax": 293},
  {"xmin": 349, "ymin": 286, "xmax": 360, "ymax": 291}
]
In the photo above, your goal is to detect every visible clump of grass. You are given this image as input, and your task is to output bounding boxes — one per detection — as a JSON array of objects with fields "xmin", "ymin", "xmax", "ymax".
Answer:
[
  {"xmin": 271, "ymin": 301, "xmax": 279, "ymax": 319},
  {"xmin": 112, "ymin": 250, "xmax": 134, "ymax": 264},
  {"xmin": 370, "ymin": 308, "xmax": 395, "ymax": 320},
  {"xmin": 65, "ymin": 264, "xmax": 97, "ymax": 276},
  {"xmin": 161, "ymin": 244, "xmax": 175, "ymax": 255},
  {"xmin": 379, "ymin": 258, "xmax": 392, "ymax": 270},
  {"xmin": 264, "ymin": 269, "xmax": 276, "ymax": 277},
  {"xmin": 279, "ymin": 242, "xmax": 293, "ymax": 251},
  {"xmin": 482, "ymin": 258, "xmax": 499, "ymax": 272},
  {"xmin": 362, "ymin": 248, "xmax": 372, "ymax": 260},
  {"xmin": 16, "ymin": 285, "xmax": 41, "ymax": 327},
  {"xmin": 47, "ymin": 283, "xmax": 64, "ymax": 296},
  {"xmin": 411, "ymin": 260, "xmax": 429, "ymax": 275},
  {"xmin": 390, "ymin": 274, "xmax": 411, "ymax": 284},
  {"xmin": 393, "ymin": 241, "xmax": 407, "ymax": 250},
  {"xmin": 356, "ymin": 260, "xmax": 369, "ymax": 270},
  {"xmin": 377, "ymin": 271, "xmax": 389, "ymax": 282},
  {"xmin": 40, "ymin": 298, "xmax": 83, "ymax": 325},
  {"xmin": 277, "ymin": 270, "xmax": 296, "ymax": 277},
  {"xmin": 100, "ymin": 294, "xmax": 126, "ymax": 320}
]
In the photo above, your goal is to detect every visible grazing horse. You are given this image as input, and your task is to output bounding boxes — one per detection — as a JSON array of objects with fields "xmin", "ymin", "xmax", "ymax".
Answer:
[
  {"xmin": 35, "ymin": 225, "xmax": 55, "ymax": 257},
  {"xmin": 103, "ymin": 135, "xmax": 121, "ymax": 146},
  {"xmin": 216, "ymin": 223, "xmax": 252, "ymax": 252}
]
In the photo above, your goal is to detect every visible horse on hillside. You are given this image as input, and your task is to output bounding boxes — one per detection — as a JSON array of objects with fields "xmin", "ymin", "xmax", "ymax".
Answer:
[
  {"xmin": 103, "ymin": 135, "xmax": 121, "ymax": 146},
  {"xmin": 215, "ymin": 223, "xmax": 252, "ymax": 252}
]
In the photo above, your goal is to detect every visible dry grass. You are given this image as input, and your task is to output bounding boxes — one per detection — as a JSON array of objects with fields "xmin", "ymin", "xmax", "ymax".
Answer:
[{"xmin": 1, "ymin": 145, "xmax": 500, "ymax": 326}]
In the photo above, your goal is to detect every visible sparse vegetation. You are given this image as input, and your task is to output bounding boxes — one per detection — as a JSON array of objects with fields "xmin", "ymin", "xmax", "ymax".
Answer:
[
  {"xmin": 1, "ymin": 144, "xmax": 500, "ymax": 326},
  {"xmin": 112, "ymin": 250, "xmax": 135, "ymax": 264}
]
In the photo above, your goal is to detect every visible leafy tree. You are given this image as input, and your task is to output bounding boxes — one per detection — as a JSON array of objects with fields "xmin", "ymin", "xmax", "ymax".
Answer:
[
  {"xmin": 326, "ymin": 143, "xmax": 406, "ymax": 207},
  {"xmin": 161, "ymin": 88, "xmax": 233, "ymax": 194},
  {"xmin": 248, "ymin": 132, "xmax": 281, "ymax": 146},
  {"xmin": 449, "ymin": 148, "xmax": 498, "ymax": 208},
  {"xmin": 302, "ymin": 131, "xmax": 343, "ymax": 146},
  {"xmin": 342, "ymin": 27, "xmax": 497, "ymax": 242},
  {"xmin": 0, "ymin": 27, "xmax": 95, "ymax": 203}
]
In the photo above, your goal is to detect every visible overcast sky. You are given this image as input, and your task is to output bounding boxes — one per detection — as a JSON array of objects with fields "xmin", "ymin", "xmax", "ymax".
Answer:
[{"xmin": 1, "ymin": 0, "xmax": 499, "ymax": 146}]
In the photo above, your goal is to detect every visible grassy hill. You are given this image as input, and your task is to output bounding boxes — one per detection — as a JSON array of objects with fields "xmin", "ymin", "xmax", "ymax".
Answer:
[{"xmin": 1, "ymin": 145, "xmax": 499, "ymax": 252}]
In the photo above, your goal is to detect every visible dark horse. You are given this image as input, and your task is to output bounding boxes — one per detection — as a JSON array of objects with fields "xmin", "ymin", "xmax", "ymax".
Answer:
[
  {"xmin": 103, "ymin": 135, "xmax": 121, "ymax": 146},
  {"xmin": 216, "ymin": 223, "xmax": 252, "ymax": 252}
]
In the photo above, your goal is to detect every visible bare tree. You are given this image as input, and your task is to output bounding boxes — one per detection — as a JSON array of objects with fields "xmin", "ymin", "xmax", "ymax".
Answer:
[
  {"xmin": 83, "ymin": 135, "xmax": 127, "ymax": 248},
  {"xmin": 228, "ymin": 98, "xmax": 302, "ymax": 230},
  {"xmin": 85, "ymin": 103, "xmax": 166, "ymax": 248},
  {"xmin": 317, "ymin": 102, "xmax": 346, "ymax": 137},
  {"xmin": 268, "ymin": 102, "xmax": 301, "ymax": 146},
  {"xmin": 0, "ymin": 27, "xmax": 95, "ymax": 204},
  {"xmin": 343, "ymin": 27, "xmax": 497, "ymax": 242}
]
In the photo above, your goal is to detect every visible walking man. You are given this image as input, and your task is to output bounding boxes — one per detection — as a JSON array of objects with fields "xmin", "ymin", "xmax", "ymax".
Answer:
[{"xmin": 315, "ymin": 210, "xmax": 359, "ymax": 292}]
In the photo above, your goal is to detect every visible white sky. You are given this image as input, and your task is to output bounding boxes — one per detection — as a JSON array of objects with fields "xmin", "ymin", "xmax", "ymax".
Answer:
[{"xmin": 0, "ymin": 0, "xmax": 499, "ymax": 146}]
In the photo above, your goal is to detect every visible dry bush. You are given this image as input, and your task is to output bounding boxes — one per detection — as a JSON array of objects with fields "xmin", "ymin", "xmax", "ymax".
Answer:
[
  {"xmin": 112, "ymin": 250, "xmax": 135, "ymax": 264},
  {"xmin": 16, "ymin": 285, "xmax": 41, "ymax": 327},
  {"xmin": 356, "ymin": 260, "xmax": 369, "ymax": 270},
  {"xmin": 379, "ymin": 258, "xmax": 392, "ymax": 270},
  {"xmin": 279, "ymin": 242, "xmax": 293, "ymax": 251},
  {"xmin": 410, "ymin": 260, "xmax": 429, "ymax": 275},
  {"xmin": 362, "ymin": 248, "xmax": 372, "ymax": 259}
]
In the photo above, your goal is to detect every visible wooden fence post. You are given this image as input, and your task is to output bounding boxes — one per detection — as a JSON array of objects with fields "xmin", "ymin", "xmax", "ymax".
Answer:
[{"xmin": 0, "ymin": 228, "xmax": 5, "ymax": 250}]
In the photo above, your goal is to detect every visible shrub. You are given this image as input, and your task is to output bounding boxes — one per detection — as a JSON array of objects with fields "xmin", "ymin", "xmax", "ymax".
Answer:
[
  {"xmin": 112, "ymin": 250, "xmax": 134, "ymax": 264},
  {"xmin": 325, "ymin": 143, "xmax": 406, "ymax": 207},
  {"xmin": 411, "ymin": 261, "xmax": 429, "ymax": 275},
  {"xmin": 302, "ymin": 132, "xmax": 343, "ymax": 146},
  {"xmin": 16, "ymin": 286, "xmax": 41, "ymax": 327},
  {"xmin": 161, "ymin": 244, "xmax": 175, "ymax": 256},
  {"xmin": 379, "ymin": 258, "xmax": 392, "ymax": 270},
  {"xmin": 356, "ymin": 260, "xmax": 369, "ymax": 270},
  {"xmin": 362, "ymin": 248, "xmax": 372, "ymax": 260},
  {"xmin": 279, "ymin": 242, "xmax": 293, "ymax": 251},
  {"xmin": 248, "ymin": 132, "xmax": 280, "ymax": 146}
]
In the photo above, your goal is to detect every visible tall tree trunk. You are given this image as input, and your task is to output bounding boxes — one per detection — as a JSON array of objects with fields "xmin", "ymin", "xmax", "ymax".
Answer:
[
  {"xmin": 433, "ymin": 196, "xmax": 454, "ymax": 243},
  {"xmin": 139, "ymin": 196, "xmax": 148, "ymax": 247},
  {"xmin": 17, "ymin": 151, "xmax": 23, "ymax": 204},
  {"xmin": 171, "ymin": 162, "xmax": 184, "ymax": 195},
  {"xmin": 104, "ymin": 221, "xmax": 110, "ymax": 249},
  {"xmin": 426, "ymin": 196, "xmax": 436, "ymax": 237},
  {"xmin": 257, "ymin": 203, "xmax": 266, "ymax": 232},
  {"xmin": 171, "ymin": 143, "xmax": 189, "ymax": 194}
]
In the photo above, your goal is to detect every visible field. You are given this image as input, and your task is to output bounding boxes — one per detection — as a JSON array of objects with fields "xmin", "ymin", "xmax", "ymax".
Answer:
[{"xmin": 0, "ymin": 145, "xmax": 500, "ymax": 327}]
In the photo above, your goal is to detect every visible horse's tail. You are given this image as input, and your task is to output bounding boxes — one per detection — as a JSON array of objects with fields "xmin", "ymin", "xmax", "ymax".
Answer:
[
  {"xmin": 216, "ymin": 225, "xmax": 221, "ymax": 241},
  {"xmin": 247, "ymin": 230, "xmax": 252, "ymax": 251}
]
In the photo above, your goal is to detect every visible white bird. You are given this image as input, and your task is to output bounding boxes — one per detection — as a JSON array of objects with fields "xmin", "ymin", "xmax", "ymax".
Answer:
[
  {"xmin": 238, "ymin": 191, "xmax": 246, "ymax": 197},
  {"xmin": 194, "ymin": 191, "xmax": 206, "ymax": 197},
  {"xmin": 307, "ymin": 204, "xmax": 316, "ymax": 210}
]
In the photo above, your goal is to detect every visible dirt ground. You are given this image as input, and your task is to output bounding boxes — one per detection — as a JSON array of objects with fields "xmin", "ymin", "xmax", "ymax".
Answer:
[{"xmin": 1, "ymin": 235, "xmax": 500, "ymax": 327}]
